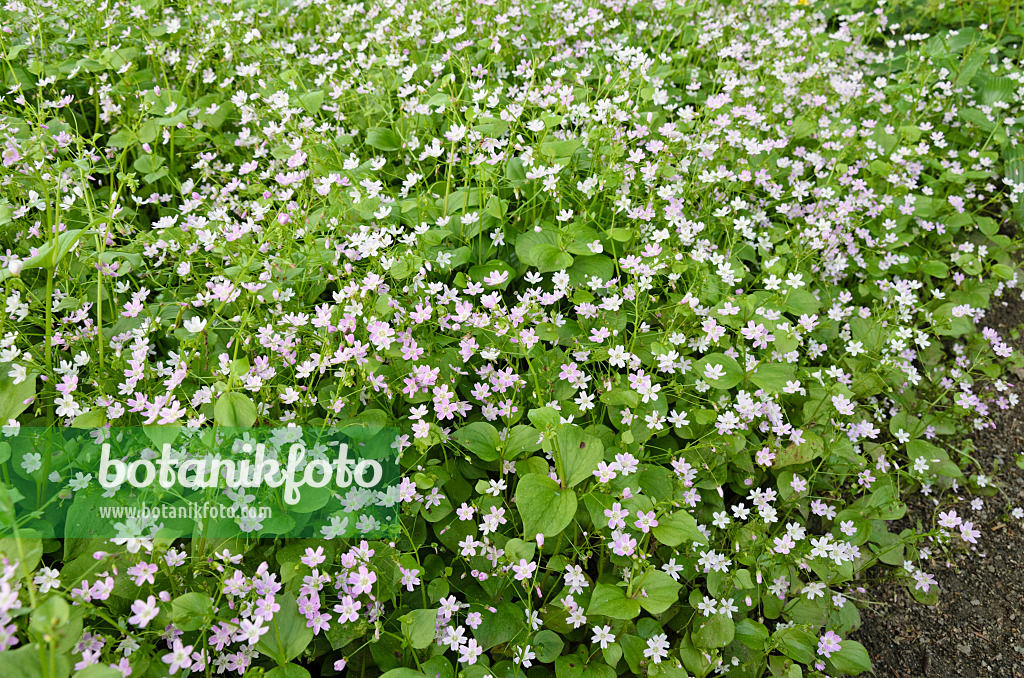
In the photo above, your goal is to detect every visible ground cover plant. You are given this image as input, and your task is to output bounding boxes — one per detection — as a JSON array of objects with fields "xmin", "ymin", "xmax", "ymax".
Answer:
[{"xmin": 1, "ymin": 0, "xmax": 1024, "ymax": 676}]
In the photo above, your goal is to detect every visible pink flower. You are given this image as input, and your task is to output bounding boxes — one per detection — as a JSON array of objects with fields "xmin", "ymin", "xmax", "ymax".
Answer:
[
  {"xmin": 128, "ymin": 596, "xmax": 159, "ymax": 628},
  {"xmin": 512, "ymin": 559, "xmax": 537, "ymax": 581},
  {"xmin": 817, "ymin": 630, "xmax": 842, "ymax": 658},
  {"xmin": 162, "ymin": 640, "xmax": 194, "ymax": 674}
]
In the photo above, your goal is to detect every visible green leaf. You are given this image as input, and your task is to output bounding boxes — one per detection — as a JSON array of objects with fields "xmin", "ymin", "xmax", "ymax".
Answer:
[
  {"xmin": 401, "ymin": 609, "xmax": 438, "ymax": 649},
  {"xmin": 791, "ymin": 115, "xmax": 816, "ymax": 138},
  {"xmin": 516, "ymin": 229, "xmax": 558, "ymax": 267},
  {"xmin": 138, "ymin": 120, "xmax": 158, "ymax": 144},
  {"xmin": 503, "ymin": 538, "xmax": 536, "ymax": 563},
  {"xmin": 828, "ymin": 639, "xmax": 872, "ymax": 675},
  {"xmin": 652, "ymin": 510, "xmax": 706, "ymax": 547},
  {"xmin": 750, "ymin": 363, "xmax": 796, "ymax": 393},
  {"xmin": 72, "ymin": 408, "xmax": 106, "ymax": 428},
  {"xmin": 992, "ymin": 264, "xmax": 1014, "ymax": 280},
  {"xmin": 365, "ymin": 127, "xmax": 401, "ymax": 151},
  {"xmin": 172, "ymin": 592, "xmax": 213, "ymax": 632},
  {"xmin": 784, "ymin": 289, "xmax": 821, "ymax": 315},
  {"xmin": 601, "ymin": 644, "xmax": 622, "ymax": 670},
  {"xmin": 468, "ymin": 260, "xmax": 516, "ymax": 290},
  {"xmin": 587, "ymin": 582, "xmax": 640, "ymax": 620},
  {"xmin": 567, "ymin": 254, "xmax": 614, "ymax": 287},
  {"xmin": 256, "ymin": 592, "xmax": 313, "ymax": 663},
  {"xmin": 600, "ymin": 388, "xmax": 639, "ymax": 408},
  {"xmin": 692, "ymin": 613, "xmax": 734, "ymax": 649},
  {"xmin": 734, "ymin": 618, "xmax": 769, "ymax": 651},
  {"xmin": 556, "ymin": 653, "xmax": 586, "ymax": 678},
  {"xmin": 505, "ymin": 425, "xmax": 542, "ymax": 456},
  {"xmin": 636, "ymin": 570, "xmax": 681, "ymax": 614},
  {"xmin": 472, "ymin": 601, "xmax": 521, "ymax": 649},
  {"xmin": 979, "ymin": 74, "xmax": 1015, "ymax": 106},
  {"xmin": 73, "ymin": 665, "xmax": 122, "ymax": 678},
  {"xmin": 907, "ymin": 439, "xmax": 961, "ymax": 479},
  {"xmin": 252, "ymin": 598, "xmax": 309, "ymax": 667},
  {"xmin": 620, "ymin": 635, "xmax": 647, "ymax": 673},
  {"xmin": 516, "ymin": 474, "xmax": 576, "ymax": 539},
  {"xmin": 389, "ymin": 255, "xmax": 422, "ymax": 280},
  {"xmin": 539, "ymin": 138, "xmax": 582, "ymax": 160},
  {"xmin": 533, "ymin": 629, "xmax": 565, "ymax": 662},
  {"xmin": 297, "ymin": 90, "xmax": 324, "ymax": 114},
  {"xmin": 774, "ymin": 627, "xmax": 818, "ymax": 665},
  {"xmin": 767, "ymin": 656, "xmax": 802, "ymax": 678},
  {"xmin": 133, "ymin": 153, "xmax": 164, "ymax": 174},
  {"xmin": 453, "ymin": 422, "xmax": 501, "ymax": 461},
  {"xmin": 30, "ymin": 596, "xmax": 70, "ymax": 634},
  {"xmin": 505, "ymin": 157, "xmax": 527, "ymax": 183},
  {"xmin": 0, "ymin": 645, "xmax": 69, "ymax": 678},
  {"xmin": 897, "ymin": 124, "xmax": 922, "ymax": 142},
  {"xmin": 530, "ymin": 243, "xmax": 574, "ymax": 273},
  {"xmin": 0, "ymin": 533, "xmax": 42, "ymax": 572},
  {"xmin": 0, "ymin": 229, "xmax": 89, "ymax": 281},
  {"xmin": 693, "ymin": 353, "xmax": 743, "ymax": 389},
  {"xmin": 552, "ymin": 424, "xmax": 603, "ymax": 488},
  {"xmin": 0, "ymin": 369, "xmax": 35, "ymax": 423},
  {"xmin": 214, "ymin": 392, "xmax": 257, "ymax": 428},
  {"xmin": 774, "ymin": 430, "xmax": 824, "ymax": 467},
  {"xmin": 867, "ymin": 159, "xmax": 890, "ymax": 177},
  {"xmin": 582, "ymin": 663, "xmax": 616, "ymax": 678},
  {"xmin": 528, "ymin": 407, "xmax": 562, "ymax": 430}
]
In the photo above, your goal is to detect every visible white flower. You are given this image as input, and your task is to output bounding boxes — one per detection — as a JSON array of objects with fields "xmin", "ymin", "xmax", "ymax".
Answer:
[
  {"xmin": 183, "ymin": 317, "xmax": 207, "ymax": 333},
  {"xmin": 591, "ymin": 625, "xmax": 615, "ymax": 649},
  {"xmin": 718, "ymin": 598, "xmax": 739, "ymax": 618},
  {"xmin": 33, "ymin": 567, "xmax": 61, "ymax": 593},
  {"xmin": 803, "ymin": 582, "xmax": 826, "ymax": 600},
  {"xmin": 21, "ymin": 452, "xmax": 41, "ymax": 473},
  {"xmin": 513, "ymin": 645, "xmax": 535, "ymax": 668},
  {"xmin": 7, "ymin": 363, "xmax": 26, "ymax": 385},
  {"xmin": 55, "ymin": 394, "xmax": 82, "ymax": 419},
  {"xmin": 697, "ymin": 596, "xmax": 717, "ymax": 617},
  {"xmin": 643, "ymin": 634, "xmax": 670, "ymax": 664},
  {"xmin": 608, "ymin": 346, "xmax": 630, "ymax": 368},
  {"xmin": 483, "ymin": 270, "xmax": 509, "ymax": 286},
  {"xmin": 662, "ymin": 558, "xmax": 684, "ymax": 581},
  {"xmin": 704, "ymin": 363, "xmax": 725, "ymax": 381},
  {"xmin": 69, "ymin": 472, "xmax": 93, "ymax": 491}
]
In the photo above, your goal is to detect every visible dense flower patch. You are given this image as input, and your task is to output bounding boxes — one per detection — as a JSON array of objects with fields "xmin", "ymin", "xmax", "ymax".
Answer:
[{"xmin": 0, "ymin": 0, "xmax": 1023, "ymax": 676}]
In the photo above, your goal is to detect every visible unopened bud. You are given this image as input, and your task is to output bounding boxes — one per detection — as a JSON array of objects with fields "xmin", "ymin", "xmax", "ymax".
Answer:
[{"xmin": 7, "ymin": 258, "xmax": 22, "ymax": 276}]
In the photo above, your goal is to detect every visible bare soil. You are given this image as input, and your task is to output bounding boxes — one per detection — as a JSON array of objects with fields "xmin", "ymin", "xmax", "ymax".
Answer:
[{"xmin": 852, "ymin": 289, "xmax": 1024, "ymax": 677}]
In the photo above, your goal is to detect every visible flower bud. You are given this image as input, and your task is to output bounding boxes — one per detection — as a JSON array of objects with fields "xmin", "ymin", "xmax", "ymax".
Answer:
[{"xmin": 7, "ymin": 258, "xmax": 22, "ymax": 276}]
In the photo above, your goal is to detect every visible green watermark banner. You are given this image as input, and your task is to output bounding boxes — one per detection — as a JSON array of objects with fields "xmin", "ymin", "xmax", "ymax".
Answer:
[{"xmin": 0, "ymin": 426, "xmax": 400, "ymax": 541}]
